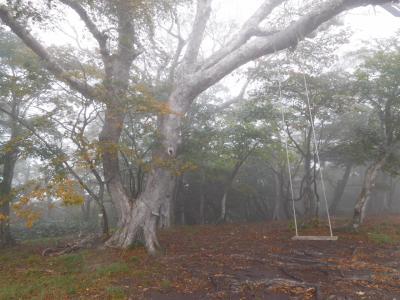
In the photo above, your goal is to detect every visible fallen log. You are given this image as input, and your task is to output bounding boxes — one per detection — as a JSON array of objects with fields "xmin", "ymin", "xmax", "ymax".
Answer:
[{"xmin": 41, "ymin": 234, "xmax": 102, "ymax": 257}]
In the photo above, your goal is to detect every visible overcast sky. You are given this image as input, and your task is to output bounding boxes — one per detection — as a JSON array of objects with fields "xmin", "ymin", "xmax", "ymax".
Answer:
[{"xmin": 218, "ymin": 1, "xmax": 400, "ymax": 41}]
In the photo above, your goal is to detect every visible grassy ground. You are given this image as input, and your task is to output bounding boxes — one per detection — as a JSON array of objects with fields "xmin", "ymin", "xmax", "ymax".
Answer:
[{"xmin": 0, "ymin": 216, "xmax": 400, "ymax": 299}]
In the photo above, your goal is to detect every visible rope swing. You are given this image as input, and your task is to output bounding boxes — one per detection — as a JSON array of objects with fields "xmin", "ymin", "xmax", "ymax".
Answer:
[{"xmin": 277, "ymin": 68, "xmax": 337, "ymax": 241}]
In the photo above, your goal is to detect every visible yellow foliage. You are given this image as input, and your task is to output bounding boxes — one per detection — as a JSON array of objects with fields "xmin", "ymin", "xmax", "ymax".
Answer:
[
  {"xmin": 2, "ymin": 134, "xmax": 29, "ymax": 154},
  {"xmin": 54, "ymin": 178, "xmax": 85, "ymax": 206},
  {"xmin": 13, "ymin": 208, "xmax": 41, "ymax": 229},
  {"xmin": 12, "ymin": 185, "xmax": 46, "ymax": 228},
  {"xmin": 12, "ymin": 177, "xmax": 84, "ymax": 229},
  {"xmin": 135, "ymin": 84, "xmax": 176, "ymax": 115},
  {"xmin": 0, "ymin": 213, "xmax": 8, "ymax": 222}
]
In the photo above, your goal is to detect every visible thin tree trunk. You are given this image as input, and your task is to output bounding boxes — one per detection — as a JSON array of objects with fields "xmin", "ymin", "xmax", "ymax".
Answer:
[
  {"xmin": 218, "ymin": 159, "xmax": 246, "ymax": 223},
  {"xmin": 219, "ymin": 192, "xmax": 229, "ymax": 222},
  {"xmin": 381, "ymin": 174, "xmax": 392, "ymax": 213},
  {"xmin": 387, "ymin": 177, "xmax": 396, "ymax": 211},
  {"xmin": 302, "ymin": 129, "xmax": 315, "ymax": 219},
  {"xmin": 253, "ymin": 195, "xmax": 268, "ymax": 220},
  {"xmin": 199, "ymin": 170, "xmax": 206, "ymax": 224},
  {"xmin": 329, "ymin": 163, "xmax": 352, "ymax": 214},
  {"xmin": 313, "ymin": 157, "xmax": 321, "ymax": 219},
  {"xmin": 218, "ymin": 144, "xmax": 258, "ymax": 223},
  {"xmin": 99, "ymin": 204, "xmax": 109, "ymax": 236},
  {"xmin": 303, "ymin": 152, "xmax": 315, "ymax": 218},
  {"xmin": 0, "ymin": 104, "xmax": 19, "ymax": 247},
  {"xmin": 352, "ymin": 157, "xmax": 387, "ymax": 230},
  {"xmin": 0, "ymin": 148, "xmax": 17, "ymax": 247},
  {"xmin": 272, "ymin": 172, "xmax": 281, "ymax": 220},
  {"xmin": 82, "ymin": 197, "xmax": 91, "ymax": 221}
]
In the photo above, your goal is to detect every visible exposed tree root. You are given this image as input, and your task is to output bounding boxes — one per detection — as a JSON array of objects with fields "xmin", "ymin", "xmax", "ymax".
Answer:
[{"xmin": 41, "ymin": 234, "xmax": 103, "ymax": 257}]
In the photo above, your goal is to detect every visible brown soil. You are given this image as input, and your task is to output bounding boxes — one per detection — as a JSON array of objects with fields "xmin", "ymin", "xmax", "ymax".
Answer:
[
  {"xmin": 2, "ymin": 216, "xmax": 400, "ymax": 299},
  {"xmin": 140, "ymin": 216, "xmax": 400, "ymax": 299}
]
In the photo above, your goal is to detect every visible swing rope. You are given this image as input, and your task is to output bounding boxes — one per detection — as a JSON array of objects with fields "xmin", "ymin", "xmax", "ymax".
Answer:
[
  {"xmin": 277, "ymin": 64, "xmax": 335, "ymax": 239},
  {"xmin": 301, "ymin": 72, "xmax": 333, "ymax": 237},
  {"xmin": 278, "ymin": 76, "xmax": 298, "ymax": 237}
]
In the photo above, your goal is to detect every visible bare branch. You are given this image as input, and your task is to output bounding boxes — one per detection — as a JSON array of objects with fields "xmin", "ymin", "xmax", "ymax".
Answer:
[
  {"xmin": 285, "ymin": 121, "xmax": 306, "ymax": 157},
  {"xmin": 201, "ymin": 0, "xmax": 284, "ymax": 71},
  {"xmin": 216, "ymin": 80, "xmax": 250, "ymax": 112},
  {"xmin": 59, "ymin": 0, "xmax": 109, "ymax": 58},
  {"xmin": 167, "ymin": 13, "xmax": 186, "ymax": 82}
]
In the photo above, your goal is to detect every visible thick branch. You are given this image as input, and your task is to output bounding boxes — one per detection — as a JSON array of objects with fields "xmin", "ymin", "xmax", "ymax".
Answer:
[
  {"xmin": 182, "ymin": 0, "xmax": 212, "ymax": 68},
  {"xmin": 58, "ymin": 0, "xmax": 113, "ymax": 83},
  {"xmin": 0, "ymin": 5, "xmax": 97, "ymax": 100},
  {"xmin": 111, "ymin": 1, "xmax": 138, "ymax": 92},
  {"xmin": 192, "ymin": 0, "xmax": 395, "ymax": 96}
]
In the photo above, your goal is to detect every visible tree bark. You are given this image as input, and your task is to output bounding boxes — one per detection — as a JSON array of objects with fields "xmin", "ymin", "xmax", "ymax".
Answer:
[
  {"xmin": 0, "ymin": 153, "xmax": 17, "ymax": 247},
  {"xmin": 105, "ymin": 85, "xmax": 187, "ymax": 253},
  {"xmin": 0, "ymin": 139, "xmax": 18, "ymax": 247},
  {"xmin": 99, "ymin": 105, "xmax": 131, "ymax": 224},
  {"xmin": 352, "ymin": 157, "xmax": 387, "ymax": 229},
  {"xmin": 0, "ymin": 101, "xmax": 20, "ymax": 247},
  {"xmin": 99, "ymin": 203, "xmax": 109, "ymax": 236},
  {"xmin": 329, "ymin": 164, "xmax": 352, "ymax": 214},
  {"xmin": 218, "ymin": 158, "xmax": 248, "ymax": 223}
]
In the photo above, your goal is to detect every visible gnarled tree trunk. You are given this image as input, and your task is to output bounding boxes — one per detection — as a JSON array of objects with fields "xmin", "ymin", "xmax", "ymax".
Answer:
[{"xmin": 105, "ymin": 86, "xmax": 186, "ymax": 254}]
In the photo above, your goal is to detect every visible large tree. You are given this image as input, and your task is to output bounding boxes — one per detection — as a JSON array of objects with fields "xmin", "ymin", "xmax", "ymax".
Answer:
[
  {"xmin": 0, "ymin": 0, "xmax": 394, "ymax": 254},
  {"xmin": 351, "ymin": 43, "xmax": 400, "ymax": 229}
]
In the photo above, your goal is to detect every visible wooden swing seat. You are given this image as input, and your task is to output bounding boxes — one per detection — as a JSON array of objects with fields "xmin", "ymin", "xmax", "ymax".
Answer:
[{"xmin": 292, "ymin": 235, "xmax": 338, "ymax": 241}]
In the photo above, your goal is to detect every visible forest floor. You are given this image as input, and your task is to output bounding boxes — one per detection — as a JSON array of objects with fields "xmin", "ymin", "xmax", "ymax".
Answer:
[{"xmin": 1, "ymin": 216, "xmax": 400, "ymax": 299}]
